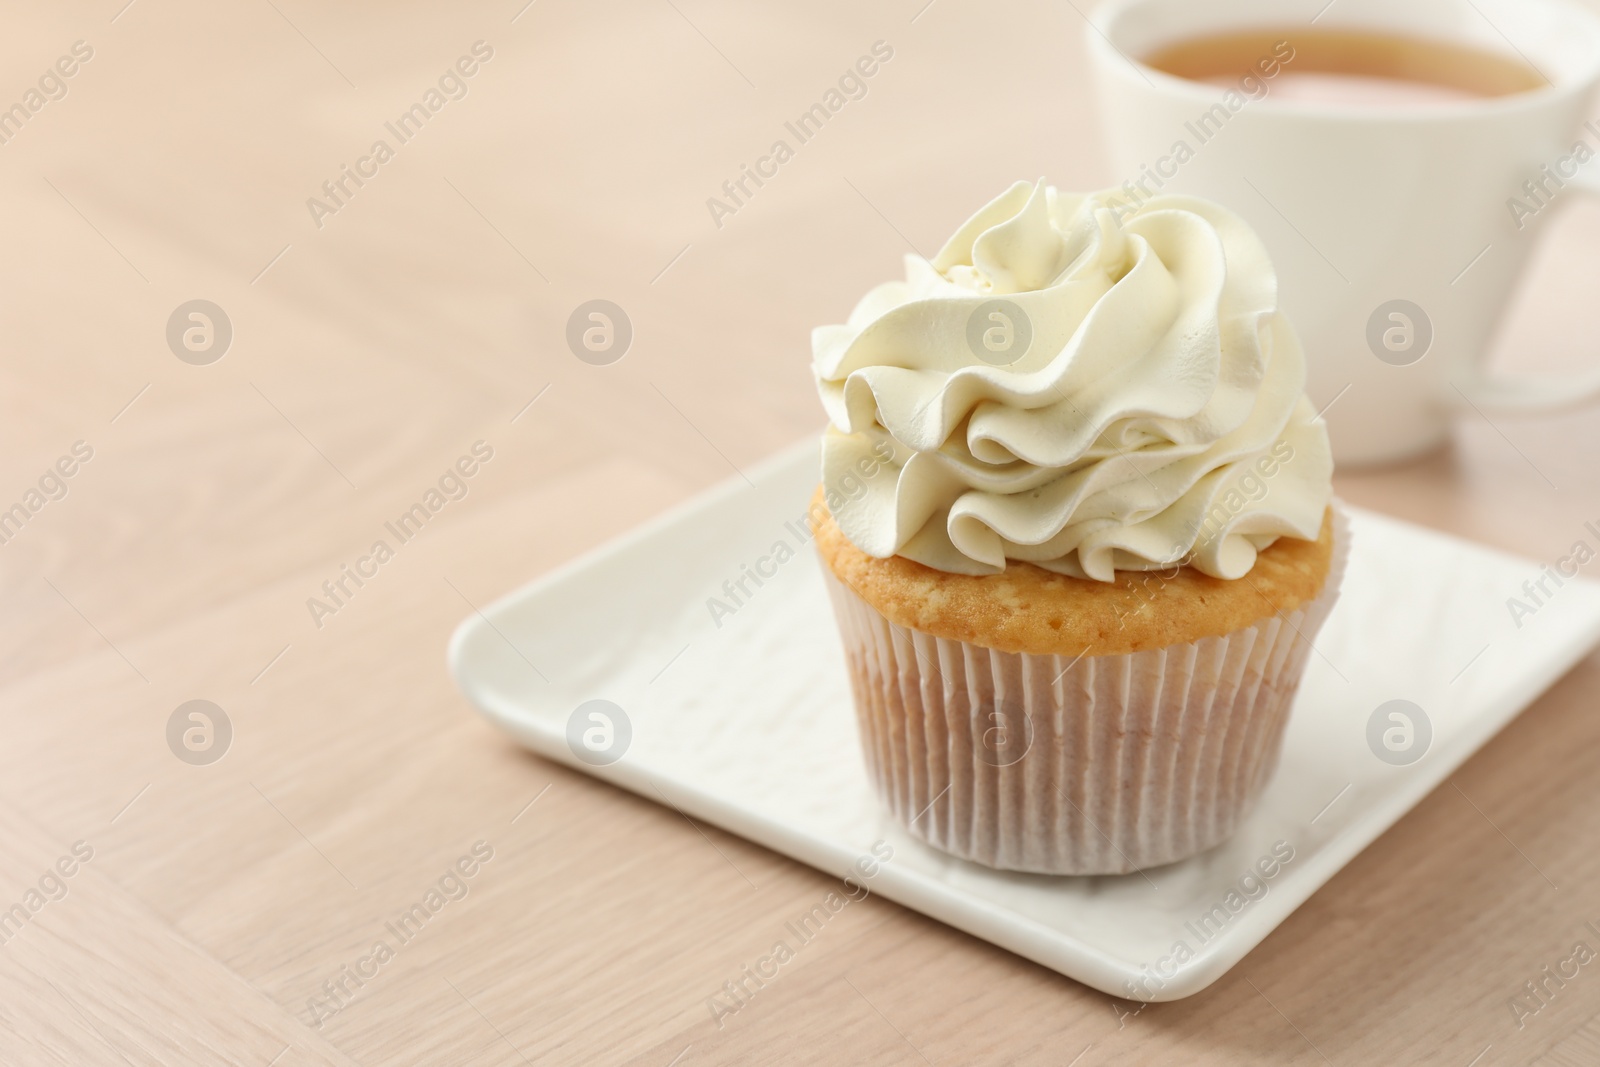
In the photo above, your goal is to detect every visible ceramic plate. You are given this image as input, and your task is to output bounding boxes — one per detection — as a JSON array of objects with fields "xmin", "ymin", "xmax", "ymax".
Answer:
[{"xmin": 449, "ymin": 440, "xmax": 1600, "ymax": 1000}]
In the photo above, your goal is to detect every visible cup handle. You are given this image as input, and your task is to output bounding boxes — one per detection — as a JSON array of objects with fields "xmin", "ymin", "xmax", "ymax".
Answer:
[{"xmin": 1451, "ymin": 166, "xmax": 1600, "ymax": 413}]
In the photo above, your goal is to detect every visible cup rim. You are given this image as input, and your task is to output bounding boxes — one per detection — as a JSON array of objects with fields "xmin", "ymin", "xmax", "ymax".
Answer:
[{"xmin": 1088, "ymin": 0, "xmax": 1600, "ymax": 122}]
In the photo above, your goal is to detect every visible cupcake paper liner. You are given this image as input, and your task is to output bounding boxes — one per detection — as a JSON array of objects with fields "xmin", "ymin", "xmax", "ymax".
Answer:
[{"xmin": 821, "ymin": 508, "xmax": 1351, "ymax": 876}]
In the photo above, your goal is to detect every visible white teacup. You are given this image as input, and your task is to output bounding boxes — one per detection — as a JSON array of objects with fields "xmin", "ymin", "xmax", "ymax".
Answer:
[{"xmin": 1087, "ymin": 0, "xmax": 1600, "ymax": 465}]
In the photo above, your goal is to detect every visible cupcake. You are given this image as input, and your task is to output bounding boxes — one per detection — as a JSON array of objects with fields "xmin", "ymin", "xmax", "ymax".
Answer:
[{"xmin": 811, "ymin": 180, "xmax": 1343, "ymax": 875}]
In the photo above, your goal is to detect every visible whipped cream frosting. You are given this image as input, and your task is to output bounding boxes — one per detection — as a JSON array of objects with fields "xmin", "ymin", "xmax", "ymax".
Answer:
[{"xmin": 813, "ymin": 180, "xmax": 1333, "ymax": 582}]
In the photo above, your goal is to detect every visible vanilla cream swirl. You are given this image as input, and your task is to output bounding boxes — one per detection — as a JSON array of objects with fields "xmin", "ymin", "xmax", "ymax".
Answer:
[{"xmin": 813, "ymin": 180, "xmax": 1333, "ymax": 581}]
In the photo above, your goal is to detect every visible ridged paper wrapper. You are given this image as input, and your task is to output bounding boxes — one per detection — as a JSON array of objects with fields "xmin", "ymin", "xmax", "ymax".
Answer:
[{"xmin": 821, "ymin": 510, "xmax": 1350, "ymax": 875}]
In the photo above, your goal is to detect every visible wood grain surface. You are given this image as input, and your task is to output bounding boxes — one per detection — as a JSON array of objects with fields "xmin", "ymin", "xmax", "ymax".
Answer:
[{"xmin": 3, "ymin": 1, "xmax": 1600, "ymax": 1064}]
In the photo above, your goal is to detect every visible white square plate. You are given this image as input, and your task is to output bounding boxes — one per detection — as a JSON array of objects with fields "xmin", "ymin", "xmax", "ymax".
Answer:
[{"xmin": 449, "ymin": 441, "xmax": 1600, "ymax": 1000}]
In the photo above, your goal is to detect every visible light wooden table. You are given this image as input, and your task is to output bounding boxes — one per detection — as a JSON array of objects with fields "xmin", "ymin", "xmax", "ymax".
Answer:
[{"xmin": 4, "ymin": 1, "xmax": 1600, "ymax": 1063}]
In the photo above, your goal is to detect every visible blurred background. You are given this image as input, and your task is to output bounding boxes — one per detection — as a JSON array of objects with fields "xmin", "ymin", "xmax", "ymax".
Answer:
[{"xmin": 4, "ymin": 1, "xmax": 1600, "ymax": 1064}]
